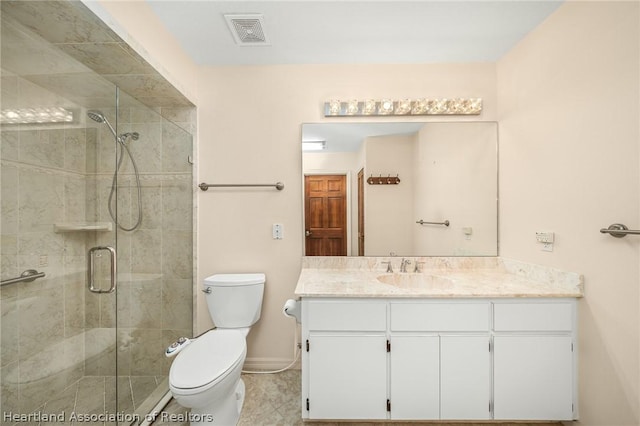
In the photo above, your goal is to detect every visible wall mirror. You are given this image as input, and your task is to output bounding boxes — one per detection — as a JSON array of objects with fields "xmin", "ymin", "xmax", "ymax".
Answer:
[{"xmin": 302, "ymin": 121, "xmax": 498, "ymax": 257}]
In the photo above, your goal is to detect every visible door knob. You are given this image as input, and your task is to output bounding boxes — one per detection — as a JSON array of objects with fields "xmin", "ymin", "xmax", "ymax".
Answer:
[{"xmin": 305, "ymin": 230, "xmax": 312, "ymax": 237}]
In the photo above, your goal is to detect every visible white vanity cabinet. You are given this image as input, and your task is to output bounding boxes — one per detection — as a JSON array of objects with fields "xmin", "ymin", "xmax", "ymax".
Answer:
[
  {"xmin": 301, "ymin": 297, "xmax": 577, "ymax": 422},
  {"xmin": 389, "ymin": 302, "xmax": 492, "ymax": 420},
  {"xmin": 304, "ymin": 300, "xmax": 388, "ymax": 419},
  {"xmin": 492, "ymin": 301, "xmax": 576, "ymax": 420}
]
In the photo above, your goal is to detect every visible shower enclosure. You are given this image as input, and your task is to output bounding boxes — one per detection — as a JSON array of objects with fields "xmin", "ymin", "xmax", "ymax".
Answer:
[{"xmin": 1, "ymin": 2, "xmax": 194, "ymax": 422}]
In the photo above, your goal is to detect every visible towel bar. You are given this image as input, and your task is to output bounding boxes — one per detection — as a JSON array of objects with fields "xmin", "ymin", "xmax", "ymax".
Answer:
[
  {"xmin": 416, "ymin": 219, "xmax": 450, "ymax": 227},
  {"xmin": 600, "ymin": 223, "xmax": 640, "ymax": 238},
  {"xmin": 199, "ymin": 182, "xmax": 284, "ymax": 191}
]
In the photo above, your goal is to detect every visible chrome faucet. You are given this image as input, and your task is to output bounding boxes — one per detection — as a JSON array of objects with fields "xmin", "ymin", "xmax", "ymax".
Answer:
[{"xmin": 400, "ymin": 258, "xmax": 412, "ymax": 273}]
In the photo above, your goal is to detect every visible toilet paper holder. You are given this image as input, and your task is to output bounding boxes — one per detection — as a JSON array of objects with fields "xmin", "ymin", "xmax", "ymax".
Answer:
[{"xmin": 282, "ymin": 299, "xmax": 301, "ymax": 323}]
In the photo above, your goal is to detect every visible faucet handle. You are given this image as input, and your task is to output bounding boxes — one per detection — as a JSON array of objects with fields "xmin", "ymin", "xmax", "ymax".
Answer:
[
  {"xmin": 400, "ymin": 258, "xmax": 412, "ymax": 272},
  {"xmin": 381, "ymin": 261, "xmax": 393, "ymax": 273}
]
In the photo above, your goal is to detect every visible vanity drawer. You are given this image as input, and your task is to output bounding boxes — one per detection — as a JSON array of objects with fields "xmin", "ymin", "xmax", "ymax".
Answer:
[
  {"xmin": 307, "ymin": 301, "xmax": 387, "ymax": 331},
  {"xmin": 390, "ymin": 302, "xmax": 490, "ymax": 332},
  {"xmin": 493, "ymin": 302, "xmax": 573, "ymax": 331}
]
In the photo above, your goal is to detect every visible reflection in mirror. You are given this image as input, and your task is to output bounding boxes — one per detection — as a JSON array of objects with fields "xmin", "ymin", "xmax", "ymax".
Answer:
[{"xmin": 302, "ymin": 122, "xmax": 498, "ymax": 257}]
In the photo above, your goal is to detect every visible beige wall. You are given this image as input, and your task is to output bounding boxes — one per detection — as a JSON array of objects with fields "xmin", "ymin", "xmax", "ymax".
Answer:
[
  {"xmin": 414, "ymin": 122, "xmax": 498, "ymax": 256},
  {"xmin": 497, "ymin": 2, "xmax": 640, "ymax": 425},
  {"xmin": 195, "ymin": 63, "xmax": 497, "ymax": 366},
  {"xmin": 364, "ymin": 134, "xmax": 415, "ymax": 256}
]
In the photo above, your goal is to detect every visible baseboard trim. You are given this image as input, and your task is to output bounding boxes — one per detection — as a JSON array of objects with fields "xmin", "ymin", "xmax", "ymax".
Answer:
[{"xmin": 243, "ymin": 357, "xmax": 301, "ymax": 371}]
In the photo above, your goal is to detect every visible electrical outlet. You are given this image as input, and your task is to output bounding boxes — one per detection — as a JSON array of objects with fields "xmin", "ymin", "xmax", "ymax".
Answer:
[
  {"xmin": 542, "ymin": 242, "xmax": 554, "ymax": 252},
  {"xmin": 273, "ymin": 223, "xmax": 283, "ymax": 240},
  {"xmin": 462, "ymin": 227, "xmax": 473, "ymax": 240}
]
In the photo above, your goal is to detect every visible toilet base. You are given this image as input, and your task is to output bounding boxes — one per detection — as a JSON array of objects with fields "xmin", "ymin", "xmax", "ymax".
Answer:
[{"xmin": 189, "ymin": 378, "xmax": 245, "ymax": 426}]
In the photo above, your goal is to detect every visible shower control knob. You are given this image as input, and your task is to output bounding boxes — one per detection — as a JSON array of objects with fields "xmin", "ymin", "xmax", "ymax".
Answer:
[{"xmin": 165, "ymin": 337, "xmax": 191, "ymax": 358}]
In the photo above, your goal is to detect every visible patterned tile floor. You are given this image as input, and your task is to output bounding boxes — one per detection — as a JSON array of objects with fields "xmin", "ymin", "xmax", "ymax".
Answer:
[
  {"xmin": 3, "ymin": 376, "xmax": 163, "ymax": 426},
  {"xmin": 154, "ymin": 369, "xmax": 563, "ymax": 426}
]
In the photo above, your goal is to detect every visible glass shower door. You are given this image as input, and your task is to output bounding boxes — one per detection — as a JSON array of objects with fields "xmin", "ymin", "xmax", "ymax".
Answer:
[
  {"xmin": 109, "ymin": 92, "xmax": 195, "ymax": 422},
  {"xmin": 1, "ymin": 4, "xmax": 194, "ymax": 422},
  {"xmin": 0, "ymin": 63, "xmax": 120, "ymax": 426},
  {"xmin": 0, "ymin": 11, "xmax": 121, "ymax": 421}
]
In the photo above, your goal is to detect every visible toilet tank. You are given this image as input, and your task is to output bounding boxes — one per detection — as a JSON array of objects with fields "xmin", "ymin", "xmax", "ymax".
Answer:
[{"xmin": 204, "ymin": 273, "xmax": 265, "ymax": 328}]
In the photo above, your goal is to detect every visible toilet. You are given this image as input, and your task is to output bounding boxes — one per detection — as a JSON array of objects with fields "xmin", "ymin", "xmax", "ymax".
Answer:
[{"xmin": 168, "ymin": 273, "xmax": 265, "ymax": 426}]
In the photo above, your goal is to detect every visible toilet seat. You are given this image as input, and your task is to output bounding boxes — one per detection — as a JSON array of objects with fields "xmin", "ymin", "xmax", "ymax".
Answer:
[{"xmin": 169, "ymin": 329, "xmax": 246, "ymax": 395}]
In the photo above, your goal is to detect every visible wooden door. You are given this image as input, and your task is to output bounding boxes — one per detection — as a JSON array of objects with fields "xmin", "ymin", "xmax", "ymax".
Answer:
[
  {"xmin": 357, "ymin": 168, "xmax": 365, "ymax": 256},
  {"xmin": 304, "ymin": 174, "xmax": 347, "ymax": 256}
]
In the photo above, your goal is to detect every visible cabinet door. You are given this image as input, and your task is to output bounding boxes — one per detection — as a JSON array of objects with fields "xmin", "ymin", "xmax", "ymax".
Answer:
[
  {"xmin": 440, "ymin": 335, "xmax": 491, "ymax": 419},
  {"xmin": 308, "ymin": 334, "xmax": 387, "ymax": 419},
  {"xmin": 390, "ymin": 335, "xmax": 439, "ymax": 420},
  {"xmin": 493, "ymin": 335, "xmax": 573, "ymax": 420}
]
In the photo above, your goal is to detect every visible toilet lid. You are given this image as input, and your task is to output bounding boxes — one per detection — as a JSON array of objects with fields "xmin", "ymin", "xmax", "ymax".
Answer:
[{"xmin": 170, "ymin": 330, "xmax": 246, "ymax": 389}]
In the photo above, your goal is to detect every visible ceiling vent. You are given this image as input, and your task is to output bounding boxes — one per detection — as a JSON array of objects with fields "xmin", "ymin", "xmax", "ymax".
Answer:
[{"xmin": 224, "ymin": 14, "xmax": 270, "ymax": 46}]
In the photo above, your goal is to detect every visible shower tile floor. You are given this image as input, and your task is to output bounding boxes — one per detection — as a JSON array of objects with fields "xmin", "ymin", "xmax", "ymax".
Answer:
[
  {"xmin": 154, "ymin": 369, "xmax": 563, "ymax": 426},
  {"xmin": 14, "ymin": 376, "xmax": 165, "ymax": 425}
]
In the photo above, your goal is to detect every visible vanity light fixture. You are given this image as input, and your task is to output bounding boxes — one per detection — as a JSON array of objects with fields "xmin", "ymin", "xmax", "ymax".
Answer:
[
  {"xmin": 363, "ymin": 99, "xmax": 377, "ymax": 115},
  {"xmin": 345, "ymin": 100, "xmax": 359, "ymax": 115},
  {"xmin": 395, "ymin": 99, "xmax": 412, "ymax": 115},
  {"xmin": 378, "ymin": 99, "xmax": 394, "ymax": 115},
  {"xmin": 324, "ymin": 98, "xmax": 482, "ymax": 117},
  {"xmin": 0, "ymin": 107, "xmax": 74, "ymax": 124}
]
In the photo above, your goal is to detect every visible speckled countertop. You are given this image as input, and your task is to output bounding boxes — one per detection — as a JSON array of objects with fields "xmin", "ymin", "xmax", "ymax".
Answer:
[{"xmin": 294, "ymin": 257, "xmax": 584, "ymax": 298}]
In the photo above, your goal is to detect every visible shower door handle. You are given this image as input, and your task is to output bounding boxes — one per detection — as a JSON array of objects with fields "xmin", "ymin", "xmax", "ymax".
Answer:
[{"xmin": 88, "ymin": 246, "xmax": 117, "ymax": 294}]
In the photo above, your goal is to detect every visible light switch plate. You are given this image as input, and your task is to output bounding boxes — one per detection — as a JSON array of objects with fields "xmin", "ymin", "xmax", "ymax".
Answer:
[{"xmin": 536, "ymin": 231, "xmax": 554, "ymax": 243}]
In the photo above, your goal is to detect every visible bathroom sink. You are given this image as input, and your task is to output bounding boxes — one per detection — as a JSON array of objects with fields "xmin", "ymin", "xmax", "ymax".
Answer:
[{"xmin": 376, "ymin": 273, "xmax": 454, "ymax": 289}]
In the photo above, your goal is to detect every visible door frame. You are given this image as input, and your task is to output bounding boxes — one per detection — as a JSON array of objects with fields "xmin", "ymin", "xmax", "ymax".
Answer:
[
  {"xmin": 302, "ymin": 170, "xmax": 352, "ymax": 256},
  {"xmin": 357, "ymin": 168, "xmax": 364, "ymax": 256}
]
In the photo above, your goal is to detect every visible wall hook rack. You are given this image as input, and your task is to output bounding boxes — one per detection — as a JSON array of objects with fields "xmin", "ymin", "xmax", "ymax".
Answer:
[{"xmin": 367, "ymin": 174, "xmax": 400, "ymax": 185}]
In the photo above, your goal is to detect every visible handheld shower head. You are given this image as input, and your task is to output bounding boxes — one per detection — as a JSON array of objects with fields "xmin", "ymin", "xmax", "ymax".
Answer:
[
  {"xmin": 87, "ymin": 110, "xmax": 118, "ymax": 140},
  {"xmin": 87, "ymin": 110, "xmax": 106, "ymax": 123}
]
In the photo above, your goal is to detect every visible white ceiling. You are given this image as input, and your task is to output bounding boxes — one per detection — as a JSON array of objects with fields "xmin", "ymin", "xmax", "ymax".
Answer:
[{"xmin": 145, "ymin": 1, "xmax": 563, "ymax": 66}]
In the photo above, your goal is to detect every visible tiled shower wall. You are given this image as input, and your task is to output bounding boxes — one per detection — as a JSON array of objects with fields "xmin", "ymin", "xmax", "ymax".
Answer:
[
  {"xmin": 1, "ymin": 76, "xmax": 96, "ymax": 413},
  {"xmin": 0, "ymin": 74, "xmax": 195, "ymax": 414}
]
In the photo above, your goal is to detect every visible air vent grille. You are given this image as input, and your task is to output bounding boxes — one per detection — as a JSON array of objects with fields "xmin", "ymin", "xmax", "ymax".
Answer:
[{"xmin": 224, "ymin": 14, "xmax": 270, "ymax": 45}]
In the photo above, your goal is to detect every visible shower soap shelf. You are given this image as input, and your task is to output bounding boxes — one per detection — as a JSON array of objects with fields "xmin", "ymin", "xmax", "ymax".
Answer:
[{"xmin": 54, "ymin": 222, "xmax": 113, "ymax": 233}]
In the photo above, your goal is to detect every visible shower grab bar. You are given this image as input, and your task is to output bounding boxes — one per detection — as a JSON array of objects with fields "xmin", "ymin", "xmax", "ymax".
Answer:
[
  {"xmin": 87, "ymin": 246, "xmax": 117, "ymax": 294},
  {"xmin": 199, "ymin": 182, "xmax": 284, "ymax": 191},
  {"xmin": 416, "ymin": 219, "xmax": 450, "ymax": 227},
  {"xmin": 1, "ymin": 269, "xmax": 46, "ymax": 287},
  {"xmin": 600, "ymin": 223, "xmax": 640, "ymax": 238}
]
